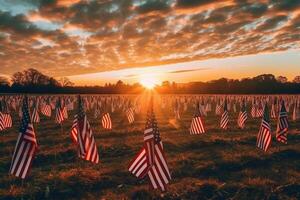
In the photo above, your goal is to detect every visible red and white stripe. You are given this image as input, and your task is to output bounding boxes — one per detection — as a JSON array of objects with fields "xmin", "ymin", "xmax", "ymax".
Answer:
[
  {"xmin": 9, "ymin": 123, "xmax": 37, "ymax": 179},
  {"xmin": 190, "ymin": 116, "xmax": 205, "ymax": 134},
  {"xmin": 101, "ymin": 112, "xmax": 112, "ymax": 130}
]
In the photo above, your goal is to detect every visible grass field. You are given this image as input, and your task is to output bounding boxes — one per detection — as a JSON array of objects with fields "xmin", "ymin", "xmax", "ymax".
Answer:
[{"xmin": 0, "ymin": 97, "xmax": 300, "ymax": 200}]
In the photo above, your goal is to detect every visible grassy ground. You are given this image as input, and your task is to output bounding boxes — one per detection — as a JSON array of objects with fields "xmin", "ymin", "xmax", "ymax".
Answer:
[{"xmin": 0, "ymin": 99, "xmax": 299, "ymax": 200}]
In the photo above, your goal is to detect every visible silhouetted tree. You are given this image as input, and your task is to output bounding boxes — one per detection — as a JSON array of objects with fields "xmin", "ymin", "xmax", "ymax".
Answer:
[
  {"xmin": 59, "ymin": 77, "xmax": 74, "ymax": 87},
  {"xmin": 277, "ymin": 76, "xmax": 288, "ymax": 83},
  {"xmin": 0, "ymin": 76, "xmax": 9, "ymax": 86},
  {"xmin": 293, "ymin": 76, "xmax": 300, "ymax": 83},
  {"xmin": 11, "ymin": 68, "xmax": 60, "ymax": 87}
]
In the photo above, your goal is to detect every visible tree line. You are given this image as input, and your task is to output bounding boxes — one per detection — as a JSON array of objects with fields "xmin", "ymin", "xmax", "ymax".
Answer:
[{"xmin": 0, "ymin": 68, "xmax": 299, "ymax": 94}]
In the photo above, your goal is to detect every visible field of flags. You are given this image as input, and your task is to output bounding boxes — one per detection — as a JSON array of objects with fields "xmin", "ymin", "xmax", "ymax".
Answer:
[{"xmin": 0, "ymin": 94, "xmax": 299, "ymax": 199}]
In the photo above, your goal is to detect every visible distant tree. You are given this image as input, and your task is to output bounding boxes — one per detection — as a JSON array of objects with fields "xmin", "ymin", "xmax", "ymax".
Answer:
[
  {"xmin": 162, "ymin": 81, "xmax": 170, "ymax": 87},
  {"xmin": 11, "ymin": 71, "xmax": 24, "ymax": 85},
  {"xmin": 293, "ymin": 76, "xmax": 300, "ymax": 83},
  {"xmin": 253, "ymin": 74, "xmax": 276, "ymax": 82},
  {"xmin": 59, "ymin": 77, "xmax": 74, "ymax": 87},
  {"xmin": 11, "ymin": 68, "xmax": 60, "ymax": 87},
  {"xmin": 116, "ymin": 80, "xmax": 124, "ymax": 87},
  {"xmin": 276, "ymin": 76, "xmax": 288, "ymax": 83},
  {"xmin": 0, "ymin": 76, "xmax": 10, "ymax": 86}
]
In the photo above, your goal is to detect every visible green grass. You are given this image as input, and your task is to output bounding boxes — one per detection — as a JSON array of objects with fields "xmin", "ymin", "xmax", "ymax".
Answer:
[{"xmin": 0, "ymin": 102, "xmax": 299, "ymax": 200}]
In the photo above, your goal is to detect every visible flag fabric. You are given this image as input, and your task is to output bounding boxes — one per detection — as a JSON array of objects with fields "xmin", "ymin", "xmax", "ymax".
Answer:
[
  {"xmin": 256, "ymin": 103, "xmax": 264, "ymax": 118},
  {"xmin": 271, "ymin": 100, "xmax": 277, "ymax": 119},
  {"xmin": 9, "ymin": 96, "xmax": 37, "ymax": 179},
  {"xmin": 0, "ymin": 112, "xmax": 5, "ymax": 131},
  {"xmin": 101, "ymin": 112, "xmax": 112, "ymax": 130},
  {"xmin": 126, "ymin": 107, "xmax": 135, "ymax": 124},
  {"xmin": 55, "ymin": 99, "xmax": 64, "ymax": 124},
  {"xmin": 72, "ymin": 96, "xmax": 99, "ymax": 163},
  {"xmin": 41, "ymin": 104, "xmax": 52, "ymax": 117},
  {"xmin": 128, "ymin": 148, "xmax": 149, "ymax": 179},
  {"xmin": 276, "ymin": 101, "xmax": 288, "ymax": 144},
  {"xmin": 94, "ymin": 104, "xmax": 101, "ymax": 119},
  {"xmin": 292, "ymin": 103, "xmax": 298, "ymax": 121},
  {"xmin": 63, "ymin": 106, "xmax": 68, "ymax": 119},
  {"xmin": 190, "ymin": 102, "xmax": 205, "ymax": 134},
  {"xmin": 256, "ymin": 103, "xmax": 271, "ymax": 152},
  {"xmin": 129, "ymin": 99, "xmax": 171, "ymax": 191},
  {"xmin": 31, "ymin": 107, "xmax": 40, "ymax": 123},
  {"xmin": 251, "ymin": 103, "xmax": 257, "ymax": 118},
  {"xmin": 70, "ymin": 116, "xmax": 78, "ymax": 143},
  {"xmin": 220, "ymin": 99, "xmax": 229, "ymax": 129},
  {"xmin": 215, "ymin": 103, "xmax": 222, "ymax": 116},
  {"xmin": 237, "ymin": 100, "xmax": 247, "ymax": 129},
  {"xmin": 3, "ymin": 114, "xmax": 13, "ymax": 129}
]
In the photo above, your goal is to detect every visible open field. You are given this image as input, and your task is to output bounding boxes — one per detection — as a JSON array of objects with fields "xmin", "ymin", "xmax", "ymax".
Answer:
[{"xmin": 0, "ymin": 97, "xmax": 300, "ymax": 200}]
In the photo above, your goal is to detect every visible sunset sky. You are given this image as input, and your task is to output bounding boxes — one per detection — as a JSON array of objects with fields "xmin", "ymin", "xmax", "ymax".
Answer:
[{"xmin": 0, "ymin": 0, "xmax": 300, "ymax": 85}]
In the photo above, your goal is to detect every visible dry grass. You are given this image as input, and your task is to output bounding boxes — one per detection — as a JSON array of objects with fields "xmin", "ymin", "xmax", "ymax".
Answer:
[{"xmin": 0, "ymin": 101, "xmax": 299, "ymax": 200}]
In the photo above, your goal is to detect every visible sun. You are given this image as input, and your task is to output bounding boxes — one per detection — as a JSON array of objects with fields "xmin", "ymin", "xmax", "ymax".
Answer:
[{"xmin": 139, "ymin": 76, "xmax": 158, "ymax": 89}]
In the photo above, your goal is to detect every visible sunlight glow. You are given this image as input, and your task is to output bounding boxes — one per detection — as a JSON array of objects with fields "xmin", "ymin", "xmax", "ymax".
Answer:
[{"xmin": 139, "ymin": 76, "xmax": 158, "ymax": 89}]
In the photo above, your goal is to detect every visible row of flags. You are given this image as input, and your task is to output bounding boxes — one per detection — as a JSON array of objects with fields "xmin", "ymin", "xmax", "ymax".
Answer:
[
  {"xmin": 0, "ymin": 94, "xmax": 299, "ymax": 192},
  {"xmin": 190, "ymin": 98, "xmax": 290, "ymax": 152}
]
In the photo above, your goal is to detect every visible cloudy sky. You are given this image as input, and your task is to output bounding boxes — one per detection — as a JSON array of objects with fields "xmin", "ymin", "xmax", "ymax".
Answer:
[{"xmin": 0, "ymin": 0, "xmax": 300, "ymax": 85}]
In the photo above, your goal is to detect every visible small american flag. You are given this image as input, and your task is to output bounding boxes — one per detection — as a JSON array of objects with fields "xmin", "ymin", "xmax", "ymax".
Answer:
[
  {"xmin": 41, "ymin": 104, "xmax": 52, "ymax": 117},
  {"xmin": 102, "ymin": 112, "xmax": 112, "ymax": 130},
  {"xmin": 271, "ymin": 99, "xmax": 277, "ymax": 119},
  {"xmin": 9, "ymin": 96, "xmax": 37, "ymax": 179},
  {"xmin": 72, "ymin": 96, "xmax": 99, "ymax": 163},
  {"xmin": 129, "ymin": 99, "xmax": 171, "ymax": 191},
  {"xmin": 55, "ymin": 98, "xmax": 64, "ymax": 124},
  {"xmin": 276, "ymin": 101, "xmax": 288, "ymax": 144},
  {"xmin": 126, "ymin": 107, "xmax": 135, "ymax": 124},
  {"xmin": 256, "ymin": 103, "xmax": 271, "ymax": 152},
  {"xmin": 31, "ymin": 101, "xmax": 40, "ymax": 123},
  {"xmin": 0, "ymin": 112, "xmax": 5, "ymax": 131},
  {"xmin": 190, "ymin": 102, "xmax": 205, "ymax": 134},
  {"xmin": 220, "ymin": 99, "xmax": 229, "ymax": 129},
  {"xmin": 215, "ymin": 102, "xmax": 222, "ymax": 116},
  {"xmin": 3, "ymin": 114, "xmax": 13, "ymax": 129},
  {"xmin": 70, "ymin": 116, "xmax": 78, "ymax": 143},
  {"xmin": 237, "ymin": 100, "xmax": 247, "ymax": 129},
  {"xmin": 251, "ymin": 103, "xmax": 257, "ymax": 118}
]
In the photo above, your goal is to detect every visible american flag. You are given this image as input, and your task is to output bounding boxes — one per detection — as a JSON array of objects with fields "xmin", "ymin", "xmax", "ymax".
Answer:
[
  {"xmin": 129, "ymin": 100, "xmax": 171, "ymax": 191},
  {"xmin": 102, "ymin": 112, "xmax": 112, "ymax": 130},
  {"xmin": 292, "ymin": 102, "xmax": 298, "ymax": 121},
  {"xmin": 256, "ymin": 103, "xmax": 264, "ymax": 118},
  {"xmin": 271, "ymin": 99, "xmax": 277, "ymax": 119},
  {"xmin": 0, "ymin": 112, "xmax": 5, "ymax": 131},
  {"xmin": 174, "ymin": 100, "xmax": 180, "ymax": 120},
  {"xmin": 215, "ymin": 102, "xmax": 222, "ymax": 116},
  {"xmin": 190, "ymin": 102, "xmax": 205, "ymax": 134},
  {"xmin": 276, "ymin": 101, "xmax": 288, "ymax": 144},
  {"xmin": 0, "ymin": 100, "xmax": 13, "ymax": 130},
  {"xmin": 94, "ymin": 103, "xmax": 101, "ymax": 119},
  {"xmin": 55, "ymin": 98, "xmax": 64, "ymax": 124},
  {"xmin": 256, "ymin": 103, "xmax": 271, "ymax": 152},
  {"xmin": 3, "ymin": 114, "xmax": 13, "ymax": 129},
  {"xmin": 0, "ymin": 101, "xmax": 7, "ymax": 131},
  {"xmin": 220, "ymin": 99, "xmax": 229, "ymax": 129},
  {"xmin": 126, "ymin": 107, "xmax": 135, "ymax": 124},
  {"xmin": 72, "ymin": 96, "xmax": 99, "ymax": 163},
  {"xmin": 9, "ymin": 96, "xmax": 37, "ymax": 179},
  {"xmin": 41, "ymin": 104, "xmax": 52, "ymax": 117},
  {"xmin": 251, "ymin": 102, "xmax": 257, "ymax": 118},
  {"xmin": 237, "ymin": 100, "xmax": 247, "ymax": 129},
  {"xmin": 62, "ymin": 106, "xmax": 68, "ymax": 119},
  {"xmin": 31, "ymin": 101, "xmax": 40, "ymax": 123},
  {"xmin": 70, "ymin": 116, "xmax": 78, "ymax": 144}
]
